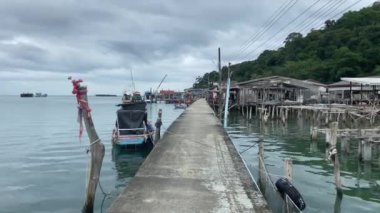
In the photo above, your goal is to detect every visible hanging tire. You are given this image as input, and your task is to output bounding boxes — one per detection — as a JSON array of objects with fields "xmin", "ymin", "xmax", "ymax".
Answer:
[{"xmin": 275, "ymin": 177, "xmax": 306, "ymax": 210}]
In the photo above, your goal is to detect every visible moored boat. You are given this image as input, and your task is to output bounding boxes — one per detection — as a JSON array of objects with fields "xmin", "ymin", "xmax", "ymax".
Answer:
[
  {"xmin": 174, "ymin": 103, "xmax": 187, "ymax": 109},
  {"xmin": 35, "ymin": 92, "xmax": 48, "ymax": 97},
  {"xmin": 112, "ymin": 98, "xmax": 155, "ymax": 150},
  {"xmin": 20, "ymin": 93, "xmax": 34, "ymax": 97}
]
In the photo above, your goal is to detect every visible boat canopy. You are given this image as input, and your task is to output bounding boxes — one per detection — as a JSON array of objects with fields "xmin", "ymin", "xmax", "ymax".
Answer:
[{"xmin": 117, "ymin": 110, "xmax": 146, "ymax": 135}]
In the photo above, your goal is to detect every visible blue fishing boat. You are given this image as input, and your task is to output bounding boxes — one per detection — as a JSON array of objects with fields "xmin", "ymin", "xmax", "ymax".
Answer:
[{"xmin": 112, "ymin": 101, "xmax": 154, "ymax": 150}]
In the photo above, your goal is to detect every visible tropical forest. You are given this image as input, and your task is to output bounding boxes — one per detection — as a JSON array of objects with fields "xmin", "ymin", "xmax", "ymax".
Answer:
[{"xmin": 193, "ymin": 3, "xmax": 380, "ymax": 88}]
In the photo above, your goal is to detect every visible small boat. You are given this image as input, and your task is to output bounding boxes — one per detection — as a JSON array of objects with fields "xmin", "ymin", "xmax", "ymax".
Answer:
[
  {"xmin": 112, "ymin": 100, "xmax": 155, "ymax": 150},
  {"xmin": 35, "ymin": 92, "xmax": 48, "ymax": 97},
  {"xmin": 174, "ymin": 103, "xmax": 187, "ymax": 109},
  {"xmin": 20, "ymin": 93, "xmax": 34, "ymax": 97}
]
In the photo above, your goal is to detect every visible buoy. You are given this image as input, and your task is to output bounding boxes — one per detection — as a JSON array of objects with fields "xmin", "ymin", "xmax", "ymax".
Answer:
[{"xmin": 275, "ymin": 177, "xmax": 306, "ymax": 210}]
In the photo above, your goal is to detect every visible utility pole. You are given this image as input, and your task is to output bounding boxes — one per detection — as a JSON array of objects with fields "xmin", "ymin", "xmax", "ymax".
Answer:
[
  {"xmin": 218, "ymin": 47, "xmax": 222, "ymax": 119},
  {"xmin": 223, "ymin": 63, "xmax": 231, "ymax": 128}
]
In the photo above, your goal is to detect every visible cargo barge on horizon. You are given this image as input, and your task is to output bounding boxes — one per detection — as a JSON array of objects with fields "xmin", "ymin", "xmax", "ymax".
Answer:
[{"xmin": 20, "ymin": 93, "xmax": 34, "ymax": 98}]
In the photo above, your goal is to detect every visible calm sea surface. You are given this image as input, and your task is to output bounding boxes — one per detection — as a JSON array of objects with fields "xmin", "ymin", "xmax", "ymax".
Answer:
[
  {"xmin": 2, "ymin": 96, "xmax": 380, "ymax": 212},
  {"xmin": 227, "ymin": 110, "xmax": 380, "ymax": 213},
  {"xmin": 0, "ymin": 96, "xmax": 184, "ymax": 213}
]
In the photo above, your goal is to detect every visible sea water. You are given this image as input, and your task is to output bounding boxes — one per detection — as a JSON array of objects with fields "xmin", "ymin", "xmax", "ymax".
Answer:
[
  {"xmin": 0, "ymin": 96, "xmax": 183, "ymax": 213},
  {"xmin": 227, "ymin": 110, "xmax": 380, "ymax": 213}
]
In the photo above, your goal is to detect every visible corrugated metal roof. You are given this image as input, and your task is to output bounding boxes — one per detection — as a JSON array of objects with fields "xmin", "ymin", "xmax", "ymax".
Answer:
[{"xmin": 341, "ymin": 77, "xmax": 380, "ymax": 86}]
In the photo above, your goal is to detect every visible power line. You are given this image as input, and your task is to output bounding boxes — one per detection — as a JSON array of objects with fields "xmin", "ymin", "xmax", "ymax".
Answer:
[
  {"xmin": 322, "ymin": 0, "xmax": 364, "ymax": 26},
  {"xmin": 264, "ymin": 0, "xmax": 348, "ymax": 51},
  {"xmin": 297, "ymin": 0, "xmax": 348, "ymax": 34},
  {"xmin": 229, "ymin": 0, "xmax": 293, "ymax": 60},
  {"xmin": 257, "ymin": 0, "xmax": 324, "ymax": 55},
  {"xmin": 239, "ymin": 0, "xmax": 345, "ymax": 62},
  {"xmin": 231, "ymin": 0, "xmax": 299, "ymax": 61},
  {"xmin": 232, "ymin": 0, "xmax": 298, "ymax": 61}
]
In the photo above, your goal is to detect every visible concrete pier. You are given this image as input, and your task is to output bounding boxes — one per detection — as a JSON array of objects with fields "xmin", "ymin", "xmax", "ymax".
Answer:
[{"xmin": 108, "ymin": 99, "xmax": 270, "ymax": 213}]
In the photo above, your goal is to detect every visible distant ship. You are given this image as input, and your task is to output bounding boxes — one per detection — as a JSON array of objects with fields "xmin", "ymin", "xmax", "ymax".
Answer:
[
  {"xmin": 35, "ymin": 93, "xmax": 48, "ymax": 97},
  {"xmin": 20, "ymin": 93, "xmax": 34, "ymax": 98},
  {"xmin": 95, "ymin": 94, "xmax": 117, "ymax": 97}
]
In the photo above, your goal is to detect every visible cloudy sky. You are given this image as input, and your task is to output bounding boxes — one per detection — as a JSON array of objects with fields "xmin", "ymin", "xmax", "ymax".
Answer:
[{"xmin": 0, "ymin": 0, "xmax": 375, "ymax": 95}]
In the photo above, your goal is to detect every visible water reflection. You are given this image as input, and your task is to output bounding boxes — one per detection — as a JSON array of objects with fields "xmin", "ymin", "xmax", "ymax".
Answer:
[
  {"xmin": 227, "ymin": 110, "xmax": 380, "ymax": 212},
  {"xmin": 111, "ymin": 146, "xmax": 149, "ymax": 181}
]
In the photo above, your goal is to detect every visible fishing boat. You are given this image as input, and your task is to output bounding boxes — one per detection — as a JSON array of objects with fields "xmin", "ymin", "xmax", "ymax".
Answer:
[
  {"xmin": 174, "ymin": 103, "xmax": 187, "ymax": 109},
  {"xmin": 20, "ymin": 93, "xmax": 34, "ymax": 97},
  {"xmin": 112, "ymin": 96, "xmax": 155, "ymax": 150},
  {"xmin": 35, "ymin": 92, "xmax": 48, "ymax": 97}
]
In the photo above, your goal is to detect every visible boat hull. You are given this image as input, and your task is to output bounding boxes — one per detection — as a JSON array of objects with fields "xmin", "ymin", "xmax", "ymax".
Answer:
[{"xmin": 112, "ymin": 132, "xmax": 154, "ymax": 150}]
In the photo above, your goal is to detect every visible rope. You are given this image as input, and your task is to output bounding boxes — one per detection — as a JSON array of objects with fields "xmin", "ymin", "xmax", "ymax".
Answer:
[
  {"xmin": 98, "ymin": 180, "xmax": 111, "ymax": 197},
  {"xmin": 89, "ymin": 138, "xmax": 100, "ymax": 147},
  {"xmin": 85, "ymin": 138, "xmax": 101, "ymax": 153}
]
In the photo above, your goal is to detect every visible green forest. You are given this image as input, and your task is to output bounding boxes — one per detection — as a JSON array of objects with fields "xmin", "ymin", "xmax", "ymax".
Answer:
[{"xmin": 193, "ymin": 3, "xmax": 380, "ymax": 88}]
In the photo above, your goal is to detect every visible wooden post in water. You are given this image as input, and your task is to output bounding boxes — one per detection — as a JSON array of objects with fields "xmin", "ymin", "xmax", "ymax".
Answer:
[
  {"xmin": 249, "ymin": 106, "xmax": 252, "ymax": 120},
  {"xmin": 155, "ymin": 109, "xmax": 162, "ymax": 143},
  {"xmin": 362, "ymin": 139, "xmax": 372, "ymax": 161},
  {"xmin": 329, "ymin": 122, "xmax": 342, "ymax": 190},
  {"xmin": 311, "ymin": 126, "xmax": 318, "ymax": 141},
  {"xmin": 71, "ymin": 80, "xmax": 105, "ymax": 213},
  {"xmin": 258, "ymin": 137, "xmax": 265, "ymax": 184},
  {"xmin": 325, "ymin": 129, "xmax": 331, "ymax": 143},
  {"xmin": 284, "ymin": 158, "xmax": 293, "ymax": 181},
  {"xmin": 246, "ymin": 105, "xmax": 249, "ymax": 119},
  {"xmin": 358, "ymin": 139, "xmax": 363, "ymax": 161},
  {"xmin": 340, "ymin": 137, "xmax": 350, "ymax": 154},
  {"xmin": 281, "ymin": 108, "xmax": 286, "ymax": 124}
]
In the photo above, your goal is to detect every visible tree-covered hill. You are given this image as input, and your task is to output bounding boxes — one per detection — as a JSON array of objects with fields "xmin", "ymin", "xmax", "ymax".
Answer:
[{"xmin": 193, "ymin": 3, "xmax": 380, "ymax": 88}]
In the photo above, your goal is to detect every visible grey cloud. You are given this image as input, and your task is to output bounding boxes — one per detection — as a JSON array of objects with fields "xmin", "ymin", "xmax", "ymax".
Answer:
[{"xmin": 0, "ymin": 0, "xmax": 374, "ymax": 94}]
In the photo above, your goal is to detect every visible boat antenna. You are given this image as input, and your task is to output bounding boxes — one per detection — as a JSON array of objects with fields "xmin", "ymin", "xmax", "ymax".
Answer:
[{"xmin": 130, "ymin": 69, "xmax": 135, "ymax": 91}]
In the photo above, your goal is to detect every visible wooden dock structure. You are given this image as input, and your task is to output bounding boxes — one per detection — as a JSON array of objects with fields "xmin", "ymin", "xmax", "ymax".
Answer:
[{"xmin": 108, "ymin": 99, "xmax": 270, "ymax": 213}]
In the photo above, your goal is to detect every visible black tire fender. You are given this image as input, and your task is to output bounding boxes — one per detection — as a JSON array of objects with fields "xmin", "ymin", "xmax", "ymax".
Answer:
[{"xmin": 275, "ymin": 177, "xmax": 306, "ymax": 210}]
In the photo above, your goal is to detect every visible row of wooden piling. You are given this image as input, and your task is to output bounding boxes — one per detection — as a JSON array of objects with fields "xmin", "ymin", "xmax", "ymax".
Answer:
[{"xmin": 238, "ymin": 103, "xmax": 380, "ymax": 193}]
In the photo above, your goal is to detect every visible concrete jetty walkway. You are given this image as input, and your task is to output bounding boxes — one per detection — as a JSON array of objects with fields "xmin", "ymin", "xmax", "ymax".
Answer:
[{"xmin": 108, "ymin": 99, "xmax": 270, "ymax": 213}]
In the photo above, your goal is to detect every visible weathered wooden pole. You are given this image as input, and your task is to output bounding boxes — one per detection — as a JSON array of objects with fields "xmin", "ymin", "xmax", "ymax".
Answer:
[
  {"xmin": 246, "ymin": 105, "xmax": 249, "ymax": 119},
  {"xmin": 281, "ymin": 108, "xmax": 286, "ymax": 124},
  {"xmin": 325, "ymin": 129, "xmax": 331, "ymax": 143},
  {"xmin": 284, "ymin": 158, "xmax": 293, "ymax": 181},
  {"xmin": 362, "ymin": 139, "xmax": 372, "ymax": 161},
  {"xmin": 340, "ymin": 137, "xmax": 350, "ymax": 154},
  {"xmin": 249, "ymin": 106, "xmax": 252, "ymax": 120},
  {"xmin": 155, "ymin": 109, "xmax": 162, "ymax": 143},
  {"xmin": 334, "ymin": 189, "xmax": 343, "ymax": 213},
  {"xmin": 329, "ymin": 122, "xmax": 342, "ymax": 190},
  {"xmin": 71, "ymin": 79, "xmax": 105, "ymax": 213},
  {"xmin": 258, "ymin": 137, "xmax": 265, "ymax": 184},
  {"xmin": 311, "ymin": 126, "xmax": 318, "ymax": 141},
  {"xmin": 358, "ymin": 139, "xmax": 364, "ymax": 161}
]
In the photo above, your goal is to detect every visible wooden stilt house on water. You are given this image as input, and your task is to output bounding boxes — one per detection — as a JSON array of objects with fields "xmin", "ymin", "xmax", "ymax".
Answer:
[
  {"xmin": 237, "ymin": 76, "xmax": 326, "ymax": 108},
  {"xmin": 328, "ymin": 77, "xmax": 380, "ymax": 105}
]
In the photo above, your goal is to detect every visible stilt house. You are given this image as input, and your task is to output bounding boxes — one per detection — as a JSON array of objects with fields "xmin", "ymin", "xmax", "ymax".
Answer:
[{"xmin": 237, "ymin": 76, "xmax": 326, "ymax": 106}]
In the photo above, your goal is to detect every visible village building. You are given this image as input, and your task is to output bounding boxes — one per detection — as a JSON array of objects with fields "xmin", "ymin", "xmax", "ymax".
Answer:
[
  {"xmin": 237, "ymin": 76, "xmax": 326, "ymax": 107},
  {"xmin": 328, "ymin": 77, "xmax": 380, "ymax": 105}
]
